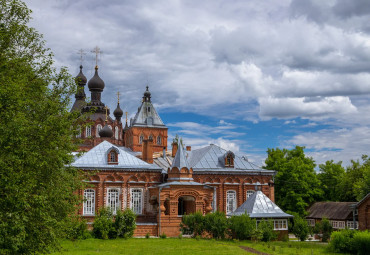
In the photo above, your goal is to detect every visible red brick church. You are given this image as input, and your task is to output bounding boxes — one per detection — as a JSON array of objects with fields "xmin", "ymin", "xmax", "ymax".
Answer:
[{"xmin": 71, "ymin": 65, "xmax": 290, "ymax": 237}]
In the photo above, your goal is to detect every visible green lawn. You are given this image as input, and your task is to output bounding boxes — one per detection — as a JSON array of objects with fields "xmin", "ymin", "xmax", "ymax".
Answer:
[{"xmin": 52, "ymin": 238, "xmax": 343, "ymax": 255}]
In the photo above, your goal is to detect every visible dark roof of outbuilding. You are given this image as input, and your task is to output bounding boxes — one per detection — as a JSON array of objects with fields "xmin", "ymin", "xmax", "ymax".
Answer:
[
  {"xmin": 357, "ymin": 193, "xmax": 370, "ymax": 207},
  {"xmin": 307, "ymin": 202, "xmax": 355, "ymax": 220}
]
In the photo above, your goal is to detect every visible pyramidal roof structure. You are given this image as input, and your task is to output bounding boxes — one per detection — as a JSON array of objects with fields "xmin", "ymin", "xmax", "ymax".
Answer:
[
  {"xmin": 171, "ymin": 142, "xmax": 190, "ymax": 169},
  {"xmin": 232, "ymin": 191, "xmax": 293, "ymax": 218},
  {"xmin": 72, "ymin": 141, "xmax": 161, "ymax": 170}
]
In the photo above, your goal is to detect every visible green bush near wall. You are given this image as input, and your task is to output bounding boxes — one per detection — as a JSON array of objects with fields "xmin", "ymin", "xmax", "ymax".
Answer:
[{"xmin": 329, "ymin": 229, "xmax": 370, "ymax": 255}]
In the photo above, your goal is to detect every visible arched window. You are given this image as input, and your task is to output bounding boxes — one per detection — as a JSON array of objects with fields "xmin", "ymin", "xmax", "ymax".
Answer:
[
  {"xmin": 149, "ymin": 135, "xmax": 153, "ymax": 141},
  {"xmin": 107, "ymin": 148, "xmax": 118, "ymax": 164},
  {"xmin": 157, "ymin": 136, "xmax": 161, "ymax": 145},
  {"xmin": 76, "ymin": 125, "xmax": 81, "ymax": 138},
  {"xmin": 139, "ymin": 134, "xmax": 144, "ymax": 144},
  {"xmin": 130, "ymin": 189, "xmax": 143, "ymax": 214},
  {"xmin": 107, "ymin": 188, "xmax": 120, "ymax": 214},
  {"xmin": 224, "ymin": 151, "xmax": 235, "ymax": 167},
  {"xmin": 110, "ymin": 151, "xmax": 116, "ymax": 162},
  {"xmin": 246, "ymin": 190, "xmax": 255, "ymax": 199},
  {"xmin": 86, "ymin": 126, "xmax": 92, "ymax": 137},
  {"xmin": 115, "ymin": 126, "xmax": 119, "ymax": 140},
  {"xmin": 96, "ymin": 124, "xmax": 102, "ymax": 137},
  {"xmin": 226, "ymin": 190, "xmax": 237, "ymax": 214},
  {"xmin": 83, "ymin": 189, "xmax": 95, "ymax": 215}
]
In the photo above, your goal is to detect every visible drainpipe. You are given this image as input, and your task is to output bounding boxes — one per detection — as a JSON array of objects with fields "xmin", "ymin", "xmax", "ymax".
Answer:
[
  {"xmin": 213, "ymin": 186, "xmax": 217, "ymax": 212},
  {"xmin": 158, "ymin": 186, "xmax": 163, "ymax": 236}
]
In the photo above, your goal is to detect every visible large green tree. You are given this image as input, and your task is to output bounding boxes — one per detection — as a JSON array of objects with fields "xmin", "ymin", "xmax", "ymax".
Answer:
[
  {"xmin": 317, "ymin": 160, "xmax": 345, "ymax": 201},
  {"xmin": 0, "ymin": 0, "xmax": 83, "ymax": 253},
  {"xmin": 264, "ymin": 146, "xmax": 323, "ymax": 216}
]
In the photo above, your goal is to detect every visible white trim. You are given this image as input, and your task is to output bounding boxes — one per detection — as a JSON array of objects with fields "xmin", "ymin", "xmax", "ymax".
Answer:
[
  {"xmin": 83, "ymin": 189, "xmax": 95, "ymax": 216},
  {"xmin": 130, "ymin": 188, "xmax": 144, "ymax": 215},
  {"xmin": 274, "ymin": 219, "xmax": 288, "ymax": 230},
  {"xmin": 226, "ymin": 190, "xmax": 237, "ymax": 214},
  {"xmin": 106, "ymin": 187, "xmax": 120, "ymax": 215}
]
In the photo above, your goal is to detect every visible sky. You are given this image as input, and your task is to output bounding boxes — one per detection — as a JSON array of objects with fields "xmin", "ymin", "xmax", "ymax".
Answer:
[{"xmin": 23, "ymin": 0, "xmax": 370, "ymax": 167}]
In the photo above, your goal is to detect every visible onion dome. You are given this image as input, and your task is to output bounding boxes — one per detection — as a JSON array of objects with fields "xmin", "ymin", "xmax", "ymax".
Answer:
[
  {"xmin": 99, "ymin": 123, "xmax": 113, "ymax": 138},
  {"xmin": 113, "ymin": 103, "xmax": 123, "ymax": 121},
  {"xmin": 88, "ymin": 66, "xmax": 105, "ymax": 91},
  {"xmin": 75, "ymin": 65, "xmax": 87, "ymax": 85}
]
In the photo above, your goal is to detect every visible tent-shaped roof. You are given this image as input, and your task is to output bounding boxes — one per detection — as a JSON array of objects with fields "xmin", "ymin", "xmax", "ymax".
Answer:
[
  {"xmin": 232, "ymin": 191, "xmax": 293, "ymax": 218},
  {"xmin": 72, "ymin": 140, "xmax": 161, "ymax": 170},
  {"xmin": 131, "ymin": 101, "xmax": 166, "ymax": 128},
  {"xmin": 171, "ymin": 143, "xmax": 190, "ymax": 169}
]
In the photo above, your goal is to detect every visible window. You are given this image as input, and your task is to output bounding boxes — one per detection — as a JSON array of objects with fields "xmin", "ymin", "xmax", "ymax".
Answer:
[
  {"xmin": 157, "ymin": 136, "xmax": 161, "ymax": 145},
  {"xmin": 76, "ymin": 125, "xmax": 81, "ymax": 138},
  {"xmin": 107, "ymin": 188, "xmax": 120, "ymax": 214},
  {"xmin": 330, "ymin": 221, "xmax": 345, "ymax": 229},
  {"xmin": 224, "ymin": 151, "xmax": 235, "ymax": 167},
  {"xmin": 115, "ymin": 126, "xmax": 119, "ymax": 140},
  {"xmin": 130, "ymin": 189, "xmax": 143, "ymax": 214},
  {"xmin": 96, "ymin": 124, "xmax": 102, "ymax": 137},
  {"xmin": 83, "ymin": 189, "xmax": 95, "ymax": 215},
  {"xmin": 110, "ymin": 151, "xmax": 116, "ymax": 162},
  {"xmin": 139, "ymin": 135, "xmax": 144, "ymax": 144},
  {"xmin": 86, "ymin": 126, "xmax": 92, "ymax": 137},
  {"xmin": 347, "ymin": 221, "xmax": 358, "ymax": 229},
  {"xmin": 246, "ymin": 190, "xmax": 255, "ymax": 199},
  {"xmin": 149, "ymin": 135, "xmax": 153, "ymax": 141},
  {"xmin": 274, "ymin": 220, "xmax": 288, "ymax": 230},
  {"xmin": 226, "ymin": 190, "xmax": 237, "ymax": 214},
  {"xmin": 307, "ymin": 219, "xmax": 315, "ymax": 227},
  {"xmin": 147, "ymin": 107, "xmax": 151, "ymax": 112}
]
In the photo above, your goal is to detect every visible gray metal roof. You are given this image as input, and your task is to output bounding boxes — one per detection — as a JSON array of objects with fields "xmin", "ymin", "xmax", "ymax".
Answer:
[
  {"xmin": 131, "ymin": 101, "xmax": 166, "ymax": 128},
  {"xmin": 171, "ymin": 143, "xmax": 190, "ymax": 169},
  {"xmin": 152, "ymin": 181, "xmax": 213, "ymax": 188},
  {"xmin": 232, "ymin": 191, "xmax": 293, "ymax": 218},
  {"xmin": 72, "ymin": 141, "xmax": 161, "ymax": 170}
]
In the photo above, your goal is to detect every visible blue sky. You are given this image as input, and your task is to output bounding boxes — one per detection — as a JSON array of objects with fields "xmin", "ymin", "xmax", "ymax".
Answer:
[{"xmin": 24, "ymin": 0, "xmax": 370, "ymax": 166}]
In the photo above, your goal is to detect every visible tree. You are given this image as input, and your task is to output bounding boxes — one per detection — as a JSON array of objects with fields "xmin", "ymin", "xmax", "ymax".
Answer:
[
  {"xmin": 318, "ymin": 160, "xmax": 345, "ymax": 201},
  {"xmin": 292, "ymin": 215, "xmax": 309, "ymax": 241},
  {"xmin": 264, "ymin": 146, "xmax": 323, "ymax": 216},
  {"xmin": 0, "ymin": 0, "xmax": 83, "ymax": 253}
]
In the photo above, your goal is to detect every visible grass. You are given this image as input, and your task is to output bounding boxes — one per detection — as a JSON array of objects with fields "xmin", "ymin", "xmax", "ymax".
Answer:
[{"xmin": 51, "ymin": 238, "xmax": 344, "ymax": 255}]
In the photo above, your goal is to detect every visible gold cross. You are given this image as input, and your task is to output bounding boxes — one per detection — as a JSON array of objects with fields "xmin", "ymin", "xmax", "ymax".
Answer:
[
  {"xmin": 91, "ymin": 46, "xmax": 102, "ymax": 67},
  {"xmin": 117, "ymin": 91, "xmax": 120, "ymax": 103},
  {"xmin": 104, "ymin": 106, "xmax": 109, "ymax": 122},
  {"xmin": 77, "ymin": 49, "xmax": 86, "ymax": 65}
]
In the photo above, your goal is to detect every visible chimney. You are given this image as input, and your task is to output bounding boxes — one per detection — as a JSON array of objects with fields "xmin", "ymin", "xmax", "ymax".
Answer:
[
  {"xmin": 142, "ymin": 138, "xmax": 153, "ymax": 164},
  {"xmin": 171, "ymin": 142, "xmax": 178, "ymax": 157},
  {"xmin": 186, "ymin": 146, "xmax": 191, "ymax": 151},
  {"xmin": 163, "ymin": 147, "xmax": 166, "ymax": 158}
]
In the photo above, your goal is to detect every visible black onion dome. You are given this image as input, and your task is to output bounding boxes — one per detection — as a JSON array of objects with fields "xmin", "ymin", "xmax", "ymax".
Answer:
[
  {"xmin": 88, "ymin": 66, "xmax": 105, "ymax": 91},
  {"xmin": 144, "ymin": 86, "xmax": 151, "ymax": 97},
  {"xmin": 113, "ymin": 103, "xmax": 123, "ymax": 118},
  {"xmin": 75, "ymin": 65, "xmax": 87, "ymax": 85},
  {"xmin": 99, "ymin": 124, "xmax": 113, "ymax": 138}
]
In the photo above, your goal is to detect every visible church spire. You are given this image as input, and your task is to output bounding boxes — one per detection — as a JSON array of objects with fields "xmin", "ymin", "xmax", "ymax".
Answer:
[
  {"xmin": 71, "ymin": 65, "xmax": 87, "ymax": 111},
  {"xmin": 113, "ymin": 91, "xmax": 123, "ymax": 122}
]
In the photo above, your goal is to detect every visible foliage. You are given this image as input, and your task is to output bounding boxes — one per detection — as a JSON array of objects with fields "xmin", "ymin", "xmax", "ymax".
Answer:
[
  {"xmin": 160, "ymin": 233, "xmax": 167, "ymax": 239},
  {"xmin": 228, "ymin": 213, "xmax": 256, "ymax": 240},
  {"xmin": 145, "ymin": 233, "xmax": 150, "ymax": 239},
  {"xmin": 317, "ymin": 160, "xmax": 345, "ymax": 201},
  {"xmin": 264, "ymin": 146, "xmax": 323, "ymax": 216},
  {"xmin": 180, "ymin": 211, "xmax": 205, "ymax": 237},
  {"xmin": 352, "ymin": 230, "xmax": 370, "ymax": 255},
  {"xmin": 292, "ymin": 216, "xmax": 309, "ymax": 241},
  {"xmin": 65, "ymin": 216, "xmax": 91, "ymax": 241},
  {"xmin": 329, "ymin": 230, "xmax": 370, "ymax": 255},
  {"xmin": 251, "ymin": 229, "xmax": 263, "ymax": 242},
  {"xmin": 92, "ymin": 208, "xmax": 115, "ymax": 240},
  {"xmin": 114, "ymin": 209, "xmax": 136, "ymax": 238},
  {"xmin": 0, "ymin": 0, "xmax": 83, "ymax": 253},
  {"xmin": 258, "ymin": 220, "xmax": 277, "ymax": 242},
  {"xmin": 320, "ymin": 218, "xmax": 333, "ymax": 242},
  {"xmin": 204, "ymin": 211, "xmax": 228, "ymax": 239}
]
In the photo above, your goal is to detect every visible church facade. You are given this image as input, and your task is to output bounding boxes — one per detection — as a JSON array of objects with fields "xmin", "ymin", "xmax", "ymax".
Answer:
[{"xmin": 71, "ymin": 65, "xmax": 279, "ymax": 237}]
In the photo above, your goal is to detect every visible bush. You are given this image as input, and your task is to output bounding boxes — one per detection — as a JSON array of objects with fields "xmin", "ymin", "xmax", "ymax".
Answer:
[
  {"xmin": 65, "ymin": 217, "xmax": 91, "ymax": 240},
  {"xmin": 228, "ymin": 213, "xmax": 256, "ymax": 240},
  {"xmin": 321, "ymin": 218, "xmax": 333, "ymax": 242},
  {"xmin": 114, "ymin": 209, "xmax": 136, "ymax": 238},
  {"xmin": 145, "ymin": 233, "xmax": 150, "ymax": 239},
  {"xmin": 92, "ymin": 208, "xmax": 115, "ymax": 239},
  {"xmin": 160, "ymin": 233, "xmax": 167, "ymax": 239},
  {"xmin": 204, "ymin": 211, "xmax": 228, "ymax": 239},
  {"xmin": 329, "ymin": 229, "xmax": 356, "ymax": 253},
  {"xmin": 258, "ymin": 220, "xmax": 277, "ymax": 242},
  {"xmin": 251, "ymin": 228, "xmax": 263, "ymax": 242},
  {"xmin": 352, "ymin": 231, "xmax": 370, "ymax": 255},
  {"xmin": 180, "ymin": 211, "xmax": 205, "ymax": 237},
  {"xmin": 292, "ymin": 216, "xmax": 309, "ymax": 241}
]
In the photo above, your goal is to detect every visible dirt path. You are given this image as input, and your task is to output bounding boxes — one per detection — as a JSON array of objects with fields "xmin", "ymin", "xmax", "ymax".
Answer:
[{"xmin": 239, "ymin": 246, "xmax": 272, "ymax": 255}]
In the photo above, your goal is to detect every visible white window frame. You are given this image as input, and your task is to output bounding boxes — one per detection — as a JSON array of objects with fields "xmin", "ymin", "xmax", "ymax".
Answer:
[
  {"xmin": 107, "ymin": 188, "xmax": 120, "ymax": 215},
  {"xmin": 109, "ymin": 151, "xmax": 117, "ymax": 163},
  {"xmin": 226, "ymin": 190, "xmax": 237, "ymax": 214},
  {"xmin": 347, "ymin": 221, "xmax": 358, "ymax": 229},
  {"xmin": 96, "ymin": 124, "xmax": 102, "ymax": 137},
  {"xmin": 307, "ymin": 219, "xmax": 315, "ymax": 227},
  {"xmin": 157, "ymin": 136, "xmax": 161, "ymax": 145},
  {"xmin": 274, "ymin": 219, "xmax": 288, "ymax": 230},
  {"xmin": 86, "ymin": 126, "xmax": 92, "ymax": 137},
  {"xmin": 115, "ymin": 126, "xmax": 119, "ymax": 140},
  {"xmin": 246, "ymin": 190, "xmax": 255, "ymax": 199},
  {"xmin": 130, "ymin": 188, "xmax": 143, "ymax": 215},
  {"xmin": 330, "ymin": 220, "xmax": 345, "ymax": 229},
  {"xmin": 139, "ymin": 135, "xmax": 144, "ymax": 144},
  {"xmin": 83, "ymin": 189, "xmax": 95, "ymax": 216}
]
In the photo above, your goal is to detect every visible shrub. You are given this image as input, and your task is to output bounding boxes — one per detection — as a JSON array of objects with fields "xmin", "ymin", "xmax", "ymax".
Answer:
[
  {"xmin": 329, "ymin": 229, "xmax": 355, "ymax": 253},
  {"xmin": 114, "ymin": 209, "xmax": 136, "ymax": 238},
  {"xmin": 145, "ymin": 233, "xmax": 150, "ymax": 239},
  {"xmin": 251, "ymin": 228, "xmax": 263, "ymax": 242},
  {"xmin": 292, "ymin": 216, "xmax": 309, "ymax": 241},
  {"xmin": 178, "ymin": 233, "xmax": 183, "ymax": 239},
  {"xmin": 258, "ymin": 220, "xmax": 277, "ymax": 242},
  {"xmin": 228, "ymin": 213, "xmax": 256, "ymax": 240},
  {"xmin": 352, "ymin": 230, "xmax": 370, "ymax": 255},
  {"xmin": 180, "ymin": 211, "xmax": 205, "ymax": 237},
  {"xmin": 204, "ymin": 211, "xmax": 228, "ymax": 239},
  {"xmin": 65, "ymin": 217, "xmax": 91, "ymax": 240},
  {"xmin": 160, "ymin": 233, "xmax": 167, "ymax": 239},
  {"xmin": 281, "ymin": 234, "xmax": 289, "ymax": 242},
  {"xmin": 321, "ymin": 218, "xmax": 333, "ymax": 242},
  {"xmin": 92, "ymin": 208, "xmax": 115, "ymax": 239}
]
